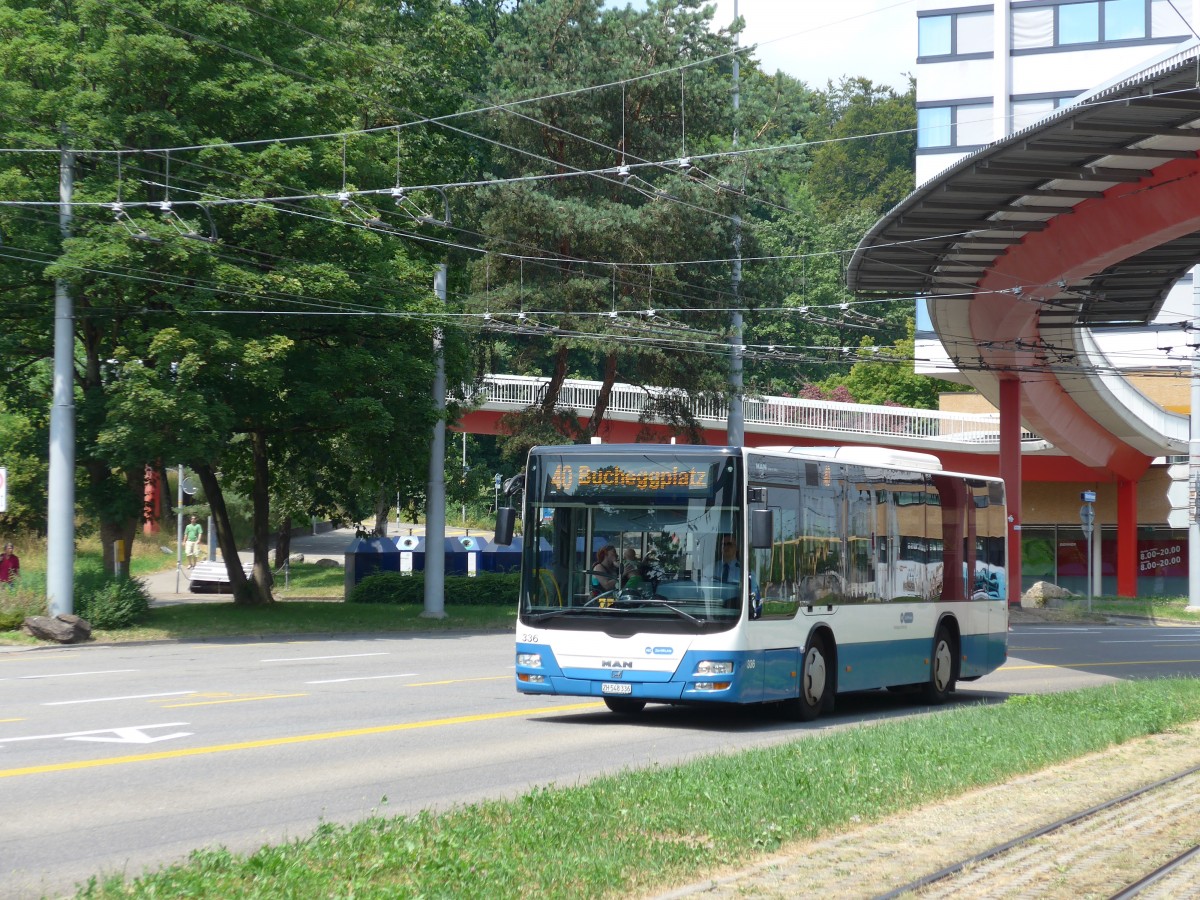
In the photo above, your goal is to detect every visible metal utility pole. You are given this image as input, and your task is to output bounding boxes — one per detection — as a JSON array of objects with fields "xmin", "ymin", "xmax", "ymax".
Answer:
[
  {"xmin": 1189, "ymin": 276, "xmax": 1200, "ymax": 610},
  {"xmin": 1080, "ymin": 492, "xmax": 1095, "ymax": 612},
  {"xmin": 46, "ymin": 142, "xmax": 75, "ymax": 616},
  {"xmin": 423, "ymin": 263, "xmax": 448, "ymax": 619},
  {"xmin": 726, "ymin": 0, "xmax": 745, "ymax": 447},
  {"xmin": 175, "ymin": 465, "xmax": 184, "ymax": 593}
]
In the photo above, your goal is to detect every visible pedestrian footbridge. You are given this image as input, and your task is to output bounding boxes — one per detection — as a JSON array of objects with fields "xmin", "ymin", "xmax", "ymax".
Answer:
[{"xmin": 458, "ymin": 374, "xmax": 1058, "ymax": 476}]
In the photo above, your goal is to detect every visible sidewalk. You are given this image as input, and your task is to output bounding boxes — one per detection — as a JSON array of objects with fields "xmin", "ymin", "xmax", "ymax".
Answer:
[{"xmin": 144, "ymin": 521, "xmax": 489, "ymax": 604}]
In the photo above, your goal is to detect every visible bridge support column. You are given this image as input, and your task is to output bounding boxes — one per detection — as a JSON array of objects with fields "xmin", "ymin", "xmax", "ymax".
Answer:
[
  {"xmin": 999, "ymin": 377, "xmax": 1022, "ymax": 606},
  {"xmin": 1117, "ymin": 478, "xmax": 1137, "ymax": 598},
  {"xmin": 143, "ymin": 464, "xmax": 161, "ymax": 534}
]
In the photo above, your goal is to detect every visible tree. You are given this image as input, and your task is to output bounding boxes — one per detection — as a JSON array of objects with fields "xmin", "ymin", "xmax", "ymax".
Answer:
[
  {"xmin": 828, "ymin": 321, "xmax": 970, "ymax": 410},
  {"xmin": 469, "ymin": 0, "xmax": 756, "ymax": 450},
  {"xmin": 807, "ymin": 76, "xmax": 916, "ymax": 219},
  {"xmin": 0, "ymin": 0, "xmax": 484, "ymax": 603}
]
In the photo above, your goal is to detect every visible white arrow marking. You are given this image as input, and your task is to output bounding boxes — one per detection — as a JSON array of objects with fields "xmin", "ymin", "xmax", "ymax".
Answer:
[
  {"xmin": 0, "ymin": 722, "xmax": 191, "ymax": 747},
  {"xmin": 69, "ymin": 727, "xmax": 193, "ymax": 744}
]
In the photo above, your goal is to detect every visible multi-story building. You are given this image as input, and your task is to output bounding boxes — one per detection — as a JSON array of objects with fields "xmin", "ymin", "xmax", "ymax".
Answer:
[{"xmin": 905, "ymin": 0, "xmax": 1200, "ymax": 595}]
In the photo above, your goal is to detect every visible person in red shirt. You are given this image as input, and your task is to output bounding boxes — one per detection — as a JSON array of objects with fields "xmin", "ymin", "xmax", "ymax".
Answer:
[{"xmin": 0, "ymin": 542, "xmax": 19, "ymax": 587}]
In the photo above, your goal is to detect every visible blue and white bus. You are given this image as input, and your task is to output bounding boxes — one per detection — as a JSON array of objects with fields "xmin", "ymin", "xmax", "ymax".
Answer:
[{"xmin": 494, "ymin": 443, "xmax": 1007, "ymax": 720}]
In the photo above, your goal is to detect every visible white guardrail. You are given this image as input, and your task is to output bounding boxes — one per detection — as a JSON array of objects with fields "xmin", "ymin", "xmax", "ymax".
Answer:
[{"xmin": 467, "ymin": 374, "xmax": 1049, "ymax": 453}]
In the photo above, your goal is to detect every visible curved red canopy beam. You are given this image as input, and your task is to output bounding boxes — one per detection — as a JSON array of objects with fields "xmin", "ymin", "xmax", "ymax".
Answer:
[{"xmin": 972, "ymin": 156, "xmax": 1200, "ymax": 480}]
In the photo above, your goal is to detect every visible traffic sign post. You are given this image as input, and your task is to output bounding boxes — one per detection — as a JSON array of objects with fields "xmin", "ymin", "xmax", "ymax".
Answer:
[{"xmin": 1080, "ymin": 493, "xmax": 1095, "ymax": 612}]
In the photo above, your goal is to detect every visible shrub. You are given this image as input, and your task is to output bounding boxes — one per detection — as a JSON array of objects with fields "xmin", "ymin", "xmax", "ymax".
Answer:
[
  {"xmin": 350, "ymin": 572, "xmax": 519, "ymax": 606},
  {"xmin": 0, "ymin": 583, "xmax": 46, "ymax": 630},
  {"xmin": 76, "ymin": 576, "xmax": 153, "ymax": 629}
]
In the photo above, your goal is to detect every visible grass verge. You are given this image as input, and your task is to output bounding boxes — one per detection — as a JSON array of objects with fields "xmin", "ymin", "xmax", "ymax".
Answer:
[
  {"xmin": 0, "ymin": 601, "xmax": 516, "ymax": 645},
  {"xmin": 78, "ymin": 679, "xmax": 1200, "ymax": 899}
]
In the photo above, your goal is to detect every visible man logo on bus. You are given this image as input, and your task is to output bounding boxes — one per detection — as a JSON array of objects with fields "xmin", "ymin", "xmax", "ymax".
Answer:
[
  {"xmin": 900, "ymin": 611, "xmax": 914, "ymax": 624},
  {"xmin": 602, "ymin": 660, "xmax": 633, "ymax": 668}
]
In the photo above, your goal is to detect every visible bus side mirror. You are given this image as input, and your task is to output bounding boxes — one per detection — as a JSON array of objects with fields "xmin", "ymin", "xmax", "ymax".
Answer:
[
  {"xmin": 750, "ymin": 508, "xmax": 773, "ymax": 549},
  {"xmin": 494, "ymin": 507, "xmax": 517, "ymax": 546}
]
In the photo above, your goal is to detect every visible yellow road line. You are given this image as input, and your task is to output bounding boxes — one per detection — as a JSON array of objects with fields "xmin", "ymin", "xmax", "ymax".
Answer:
[
  {"xmin": 402, "ymin": 676, "xmax": 510, "ymax": 688},
  {"xmin": 163, "ymin": 693, "xmax": 308, "ymax": 708},
  {"xmin": 1004, "ymin": 658, "xmax": 1200, "ymax": 671},
  {"xmin": 0, "ymin": 701, "xmax": 603, "ymax": 779},
  {"xmin": 0, "ymin": 718, "xmax": 25, "ymax": 723}
]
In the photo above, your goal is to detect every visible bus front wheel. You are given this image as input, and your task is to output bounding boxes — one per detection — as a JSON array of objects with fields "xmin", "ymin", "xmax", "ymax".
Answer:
[
  {"xmin": 604, "ymin": 697, "xmax": 646, "ymax": 715},
  {"xmin": 790, "ymin": 636, "xmax": 830, "ymax": 722},
  {"xmin": 922, "ymin": 625, "xmax": 957, "ymax": 705}
]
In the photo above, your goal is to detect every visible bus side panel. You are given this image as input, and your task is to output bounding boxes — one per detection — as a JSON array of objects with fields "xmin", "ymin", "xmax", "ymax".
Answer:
[
  {"xmin": 960, "ymin": 610, "xmax": 1008, "ymax": 677},
  {"xmin": 762, "ymin": 648, "xmax": 801, "ymax": 702},
  {"xmin": 836, "ymin": 637, "xmax": 929, "ymax": 692}
]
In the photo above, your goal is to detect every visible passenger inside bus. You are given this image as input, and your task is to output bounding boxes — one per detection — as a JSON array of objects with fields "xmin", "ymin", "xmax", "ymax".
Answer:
[
  {"xmin": 621, "ymin": 548, "xmax": 644, "ymax": 591},
  {"xmin": 591, "ymin": 544, "xmax": 619, "ymax": 595}
]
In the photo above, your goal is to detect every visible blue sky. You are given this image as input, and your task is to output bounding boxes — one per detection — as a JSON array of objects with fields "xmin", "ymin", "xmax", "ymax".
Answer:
[{"xmin": 607, "ymin": 1, "xmax": 917, "ymax": 91}]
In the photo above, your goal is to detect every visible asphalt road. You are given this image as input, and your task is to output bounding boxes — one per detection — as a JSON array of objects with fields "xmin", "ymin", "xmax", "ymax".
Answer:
[{"xmin": 2, "ymin": 622, "xmax": 1199, "ymax": 898}]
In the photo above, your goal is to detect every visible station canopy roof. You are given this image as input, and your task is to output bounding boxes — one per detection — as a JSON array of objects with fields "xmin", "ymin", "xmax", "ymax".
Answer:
[{"xmin": 848, "ymin": 40, "xmax": 1200, "ymax": 331}]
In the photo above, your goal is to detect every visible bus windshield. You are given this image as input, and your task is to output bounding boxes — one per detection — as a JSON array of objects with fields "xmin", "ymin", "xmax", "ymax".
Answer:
[{"xmin": 519, "ymin": 449, "xmax": 742, "ymax": 632}]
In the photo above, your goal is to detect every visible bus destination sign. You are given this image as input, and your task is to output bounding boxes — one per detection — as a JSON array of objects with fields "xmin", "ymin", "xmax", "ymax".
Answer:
[{"xmin": 545, "ymin": 461, "xmax": 714, "ymax": 497}]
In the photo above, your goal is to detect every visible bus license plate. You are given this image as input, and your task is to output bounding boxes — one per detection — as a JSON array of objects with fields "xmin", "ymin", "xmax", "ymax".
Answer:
[{"xmin": 601, "ymin": 683, "xmax": 632, "ymax": 695}]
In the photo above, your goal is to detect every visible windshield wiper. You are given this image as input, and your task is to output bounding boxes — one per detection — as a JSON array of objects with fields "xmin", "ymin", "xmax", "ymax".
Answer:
[
  {"xmin": 633, "ymin": 597, "xmax": 705, "ymax": 627},
  {"xmin": 526, "ymin": 606, "xmax": 614, "ymax": 624}
]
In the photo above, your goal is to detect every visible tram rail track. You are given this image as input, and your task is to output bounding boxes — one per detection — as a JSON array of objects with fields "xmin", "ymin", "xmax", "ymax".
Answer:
[
  {"xmin": 878, "ymin": 764, "xmax": 1200, "ymax": 898},
  {"xmin": 654, "ymin": 721, "xmax": 1200, "ymax": 900}
]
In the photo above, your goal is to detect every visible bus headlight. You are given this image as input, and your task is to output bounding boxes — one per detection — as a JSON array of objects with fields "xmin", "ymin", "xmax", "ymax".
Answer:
[
  {"xmin": 693, "ymin": 681, "xmax": 732, "ymax": 692},
  {"xmin": 517, "ymin": 652, "xmax": 543, "ymax": 668},
  {"xmin": 694, "ymin": 660, "xmax": 734, "ymax": 676}
]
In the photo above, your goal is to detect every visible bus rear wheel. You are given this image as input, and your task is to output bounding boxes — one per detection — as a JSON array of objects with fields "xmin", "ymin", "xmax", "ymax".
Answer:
[
  {"xmin": 922, "ymin": 625, "xmax": 957, "ymax": 705},
  {"xmin": 789, "ymin": 636, "xmax": 830, "ymax": 722},
  {"xmin": 604, "ymin": 697, "xmax": 646, "ymax": 715}
]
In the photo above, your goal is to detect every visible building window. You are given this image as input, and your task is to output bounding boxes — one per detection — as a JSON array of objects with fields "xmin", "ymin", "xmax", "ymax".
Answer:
[
  {"xmin": 1011, "ymin": 0, "xmax": 1178, "ymax": 50},
  {"xmin": 918, "ymin": 101, "xmax": 994, "ymax": 149},
  {"xmin": 1060, "ymin": 1, "xmax": 1101, "ymax": 43},
  {"xmin": 1152, "ymin": 0, "xmax": 1190, "ymax": 37},
  {"xmin": 918, "ymin": 9, "xmax": 994, "ymax": 59},
  {"xmin": 956, "ymin": 103, "xmax": 995, "ymax": 145},
  {"xmin": 918, "ymin": 106, "xmax": 953, "ymax": 148},
  {"xmin": 1104, "ymin": 0, "xmax": 1146, "ymax": 39},
  {"xmin": 919, "ymin": 15, "xmax": 953, "ymax": 56},
  {"xmin": 1011, "ymin": 93, "xmax": 1081, "ymax": 130}
]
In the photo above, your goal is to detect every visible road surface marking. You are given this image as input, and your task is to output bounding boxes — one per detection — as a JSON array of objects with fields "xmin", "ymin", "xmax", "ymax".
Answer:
[
  {"xmin": 0, "ymin": 702, "xmax": 604, "ymax": 778},
  {"xmin": 306, "ymin": 673, "xmax": 417, "ymax": 684},
  {"xmin": 403, "ymin": 676, "xmax": 509, "ymax": 687},
  {"xmin": 18, "ymin": 669, "xmax": 138, "ymax": 680},
  {"xmin": 0, "ymin": 722, "xmax": 191, "ymax": 746},
  {"xmin": 69, "ymin": 726, "xmax": 193, "ymax": 744},
  {"xmin": 1004, "ymin": 658, "xmax": 1200, "ymax": 670},
  {"xmin": 163, "ymin": 693, "xmax": 306, "ymax": 708},
  {"xmin": 260, "ymin": 652, "xmax": 389, "ymax": 662},
  {"xmin": 44, "ymin": 691, "xmax": 197, "ymax": 706}
]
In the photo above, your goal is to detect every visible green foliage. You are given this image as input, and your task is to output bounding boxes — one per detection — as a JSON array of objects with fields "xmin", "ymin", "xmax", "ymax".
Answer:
[
  {"xmin": 0, "ymin": 403, "xmax": 49, "ymax": 534},
  {"xmin": 823, "ymin": 319, "xmax": 972, "ymax": 409},
  {"xmin": 75, "ymin": 576, "xmax": 153, "ymax": 629},
  {"xmin": 0, "ymin": 0, "xmax": 489, "ymax": 595},
  {"xmin": 471, "ymin": 0, "xmax": 767, "ymax": 449},
  {"xmin": 0, "ymin": 583, "xmax": 44, "ymax": 630},
  {"xmin": 349, "ymin": 571, "xmax": 519, "ymax": 606},
  {"xmin": 808, "ymin": 76, "xmax": 917, "ymax": 218}
]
